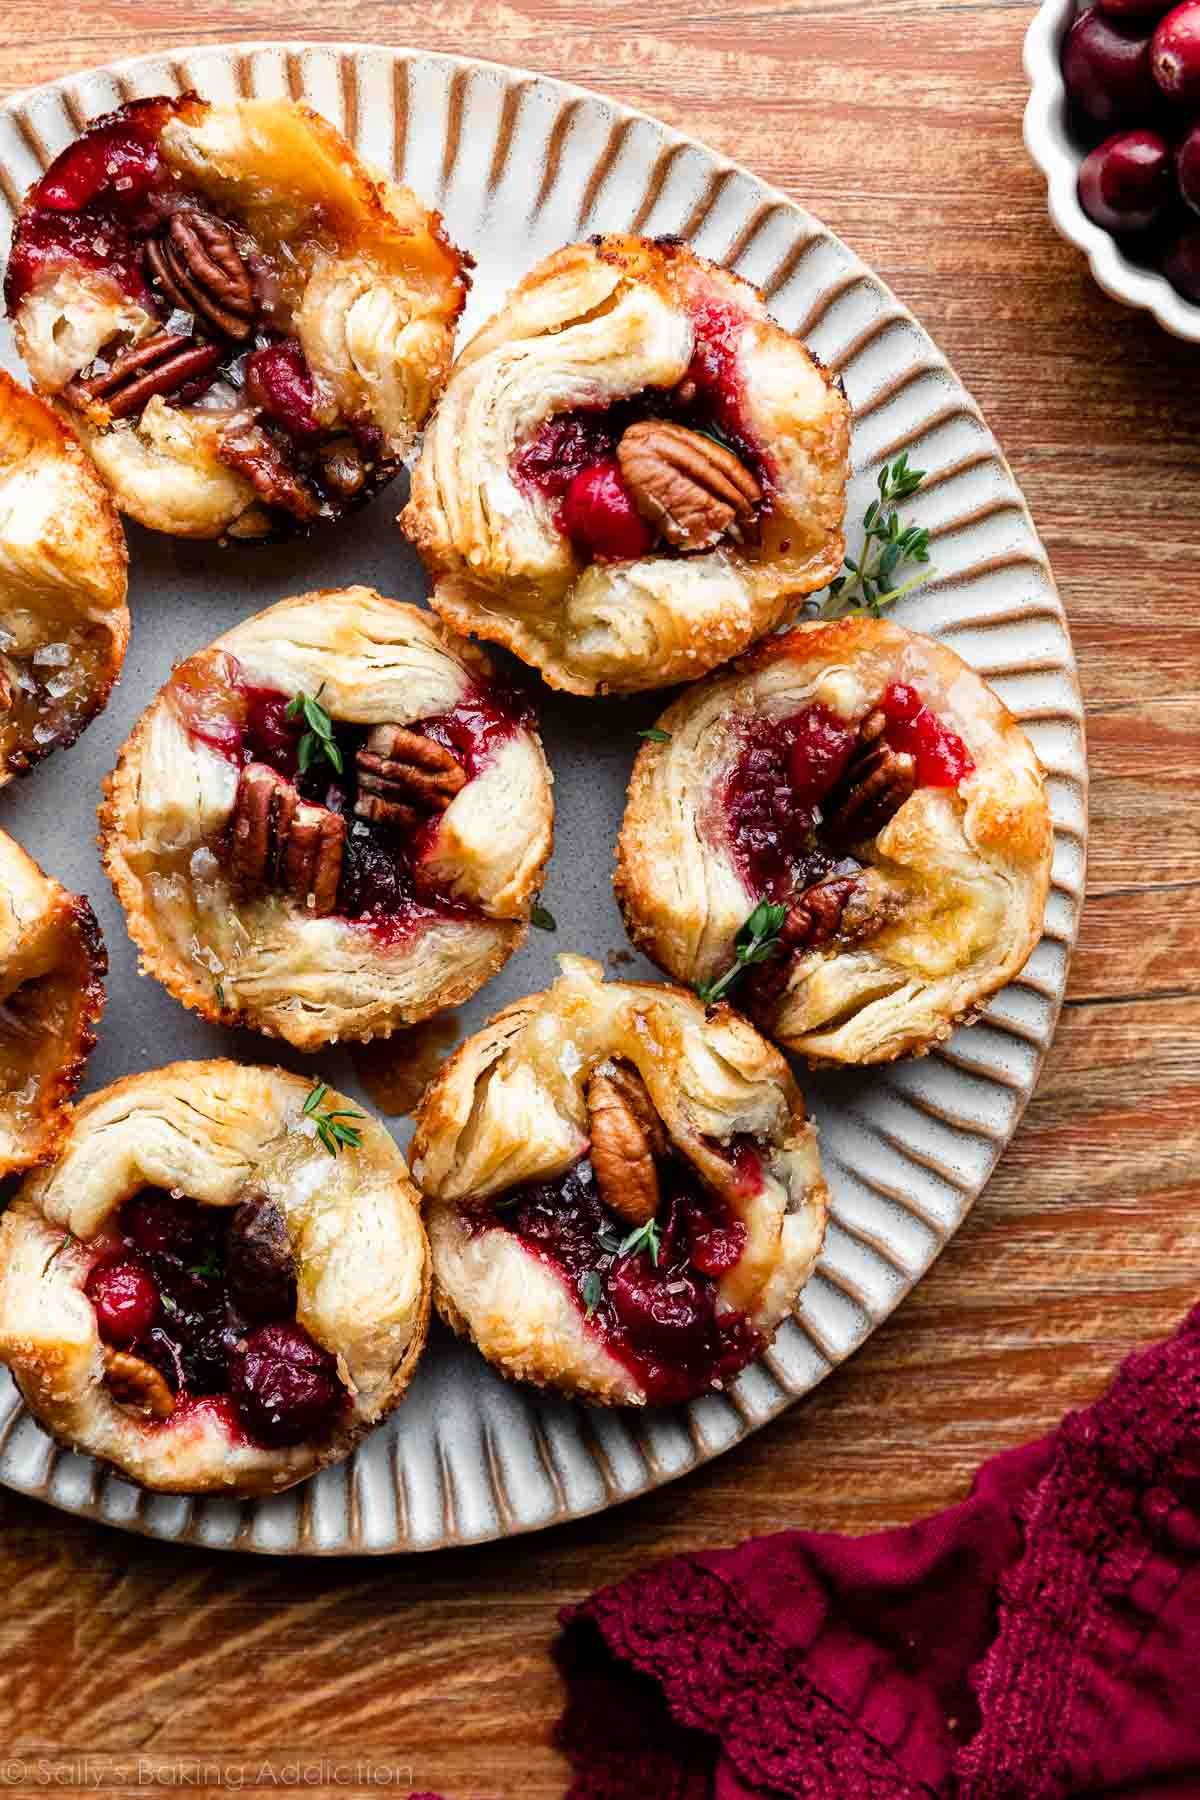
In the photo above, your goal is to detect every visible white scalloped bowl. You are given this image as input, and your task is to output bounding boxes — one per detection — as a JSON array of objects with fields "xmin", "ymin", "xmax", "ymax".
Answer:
[{"xmin": 1024, "ymin": 0, "xmax": 1200, "ymax": 342}]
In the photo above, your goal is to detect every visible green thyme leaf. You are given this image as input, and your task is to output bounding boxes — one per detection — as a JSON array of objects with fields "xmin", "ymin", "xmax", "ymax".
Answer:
[
  {"xmin": 161, "ymin": 1293, "xmax": 179, "ymax": 1316},
  {"xmin": 581, "ymin": 1270, "xmax": 604, "ymax": 1319},
  {"xmin": 695, "ymin": 898, "xmax": 789, "ymax": 1007},
  {"xmin": 818, "ymin": 458, "xmax": 937, "ymax": 620},
  {"xmin": 597, "ymin": 1224, "xmax": 624, "ymax": 1255},
  {"xmin": 188, "ymin": 1250, "xmax": 222, "ymax": 1280},
  {"xmin": 42, "ymin": 1230, "xmax": 77, "ymax": 1276},
  {"xmin": 303, "ymin": 1080, "xmax": 365, "ymax": 1157},
  {"xmin": 531, "ymin": 903, "xmax": 556, "ymax": 931},
  {"xmin": 638, "ymin": 727, "xmax": 672, "ymax": 744},
  {"xmin": 287, "ymin": 685, "xmax": 344, "ymax": 776},
  {"xmin": 617, "ymin": 1217, "xmax": 662, "ymax": 1266}
]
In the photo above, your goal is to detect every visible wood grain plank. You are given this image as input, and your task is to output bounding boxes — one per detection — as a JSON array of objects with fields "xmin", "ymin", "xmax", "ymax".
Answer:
[{"xmin": 0, "ymin": 4, "xmax": 1195, "ymax": 1797}]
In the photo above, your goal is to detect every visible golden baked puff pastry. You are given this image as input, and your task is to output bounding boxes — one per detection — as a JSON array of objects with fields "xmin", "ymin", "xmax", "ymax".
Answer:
[
  {"xmin": 410, "ymin": 955, "xmax": 828, "ymax": 1406},
  {"xmin": 0, "ymin": 1060, "xmax": 430, "ymax": 1496},
  {"xmin": 0, "ymin": 828, "xmax": 106, "ymax": 1179},
  {"xmin": 0, "ymin": 372, "xmax": 128, "ymax": 784},
  {"xmin": 100, "ymin": 585, "xmax": 554, "ymax": 1051},
  {"xmin": 5, "ymin": 94, "xmax": 468, "ymax": 540},
  {"xmin": 401, "ymin": 234, "xmax": 850, "ymax": 695},
  {"xmin": 615, "ymin": 617, "xmax": 1053, "ymax": 1066}
]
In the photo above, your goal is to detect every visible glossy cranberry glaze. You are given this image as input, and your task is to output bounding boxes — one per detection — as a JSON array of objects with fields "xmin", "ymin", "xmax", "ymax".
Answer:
[
  {"xmin": 485, "ymin": 1153, "xmax": 762, "ymax": 1405},
  {"xmin": 721, "ymin": 705, "xmax": 857, "ymax": 902},
  {"xmin": 176, "ymin": 653, "xmax": 532, "ymax": 939},
  {"xmin": 879, "ymin": 682, "xmax": 975, "ymax": 787},
  {"xmin": 721, "ymin": 688, "xmax": 973, "ymax": 902},
  {"xmin": 4, "ymin": 102, "xmax": 171, "ymax": 309},
  {"xmin": 511, "ymin": 298, "xmax": 767, "ymax": 562},
  {"xmin": 85, "ymin": 1188, "xmax": 345, "ymax": 1447},
  {"xmin": 244, "ymin": 341, "xmax": 323, "ymax": 441}
]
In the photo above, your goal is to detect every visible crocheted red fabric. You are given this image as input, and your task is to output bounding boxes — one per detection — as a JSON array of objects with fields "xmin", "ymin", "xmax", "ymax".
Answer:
[{"xmin": 548, "ymin": 1304, "xmax": 1200, "ymax": 1798}]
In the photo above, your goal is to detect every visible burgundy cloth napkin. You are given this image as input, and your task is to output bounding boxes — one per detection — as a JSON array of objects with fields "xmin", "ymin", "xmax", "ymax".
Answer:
[{"xmin": 421, "ymin": 1304, "xmax": 1200, "ymax": 1797}]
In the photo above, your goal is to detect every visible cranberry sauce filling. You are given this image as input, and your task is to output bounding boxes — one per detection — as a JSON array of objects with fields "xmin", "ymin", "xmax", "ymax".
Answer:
[
  {"xmin": 511, "ymin": 302, "xmax": 766, "ymax": 563},
  {"xmin": 722, "ymin": 684, "xmax": 975, "ymax": 903},
  {"xmin": 84, "ymin": 1189, "xmax": 346, "ymax": 1449},
  {"xmin": 174, "ymin": 652, "xmax": 531, "ymax": 937},
  {"xmin": 722, "ymin": 705, "xmax": 858, "ymax": 902},
  {"xmin": 485, "ymin": 1154, "xmax": 763, "ymax": 1406},
  {"xmin": 5, "ymin": 100, "xmax": 395, "ymax": 530},
  {"xmin": 4, "ymin": 101, "xmax": 172, "ymax": 310}
]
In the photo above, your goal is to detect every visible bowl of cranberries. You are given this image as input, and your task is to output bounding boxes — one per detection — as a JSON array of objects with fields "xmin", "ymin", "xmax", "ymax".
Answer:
[{"xmin": 1025, "ymin": 0, "xmax": 1200, "ymax": 336}]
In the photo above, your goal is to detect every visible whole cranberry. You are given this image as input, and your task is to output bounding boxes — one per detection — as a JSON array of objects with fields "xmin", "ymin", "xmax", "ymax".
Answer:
[
  {"xmin": 1097, "ymin": 0, "xmax": 1174, "ymax": 16},
  {"xmin": 610, "ymin": 1258, "xmax": 710, "ymax": 1360},
  {"xmin": 228, "ymin": 1322, "xmax": 344, "ymax": 1447},
  {"xmin": 1152, "ymin": 0, "xmax": 1200, "ymax": 97},
  {"xmin": 1079, "ymin": 129, "xmax": 1173, "ymax": 231},
  {"xmin": 244, "ymin": 342, "xmax": 322, "ymax": 442},
  {"xmin": 1177, "ymin": 121, "xmax": 1200, "ymax": 210},
  {"xmin": 1161, "ymin": 224, "xmax": 1200, "ymax": 296},
  {"xmin": 85, "ymin": 1261, "xmax": 160, "ymax": 1346},
  {"xmin": 1063, "ymin": 9, "xmax": 1159, "ymax": 123},
  {"xmin": 559, "ymin": 460, "xmax": 656, "ymax": 561}
]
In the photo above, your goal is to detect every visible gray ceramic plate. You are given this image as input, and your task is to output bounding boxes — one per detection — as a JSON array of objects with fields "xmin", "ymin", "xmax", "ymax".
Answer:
[{"xmin": 0, "ymin": 41, "xmax": 1087, "ymax": 1553}]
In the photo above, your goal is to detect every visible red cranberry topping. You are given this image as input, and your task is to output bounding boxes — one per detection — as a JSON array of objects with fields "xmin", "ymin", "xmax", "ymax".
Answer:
[
  {"xmin": 33, "ymin": 106, "xmax": 167, "ymax": 215},
  {"xmin": 488, "ymin": 1153, "xmax": 763, "ymax": 1405},
  {"xmin": 513, "ymin": 411, "xmax": 617, "ymax": 499},
  {"xmin": 559, "ymin": 459, "xmax": 657, "ymax": 561},
  {"xmin": 243, "ymin": 341, "xmax": 323, "ymax": 443},
  {"xmin": 1079, "ymin": 129, "xmax": 1172, "ymax": 231},
  {"xmin": 721, "ymin": 705, "xmax": 857, "ymax": 902},
  {"xmin": 879, "ymin": 682, "xmax": 975, "ymax": 787},
  {"xmin": 85, "ymin": 1260, "xmax": 160, "ymax": 1346},
  {"xmin": 683, "ymin": 299, "xmax": 758, "ymax": 464},
  {"xmin": 1152, "ymin": 0, "xmax": 1200, "ymax": 99},
  {"xmin": 408, "ymin": 683, "xmax": 536, "ymax": 783},
  {"xmin": 121, "ymin": 1188, "xmax": 218, "ymax": 1262},
  {"xmin": 1062, "ymin": 9, "xmax": 1159, "ymax": 125},
  {"xmin": 227, "ymin": 1321, "xmax": 345, "ymax": 1447}
]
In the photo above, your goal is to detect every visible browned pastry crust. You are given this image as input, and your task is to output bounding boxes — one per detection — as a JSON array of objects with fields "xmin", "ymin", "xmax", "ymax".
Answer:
[
  {"xmin": 0, "ymin": 1061, "xmax": 431, "ymax": 1496},
  {"xmin": 0, "ymin": 827, "xmax": 106, "ymax": 1179},
  {"xmin": 401, "ymin": 234, "xmax": 850, "ymax": 694},
  {"xmin": 615, "ymin": 617, "xmax": 1053, "ymax": 1065},
  {"xmin": 8, "ymin": 94, "xmax": 468, "ymax": 539},
  {"xmin": 0, "ymin": 372, "xmax": 128, "ymax": 784},
  {"xmin": 99, "ymin": 587, "xmax": 554, "ymax": 1050},
  {"xmin": 411, "ymin": 956, "xmax": 829, "ymax": 1406}
]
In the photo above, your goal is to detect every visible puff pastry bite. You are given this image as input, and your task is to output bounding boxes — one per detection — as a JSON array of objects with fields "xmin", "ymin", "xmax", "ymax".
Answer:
[
  {"xmin": 0, "ymin": 372, "xmax": 128, "ymax": 782},
  {"xmin": 411, "ymin": 955, "xmax": 828, "ymax": 1406},
  {"xmin": 401, "ymin": 234, "xmax": 850, "ymax": 695},
  {"xmin": 100, "ymin": 586, "xmax": 553, "ymax": 1050},
  {"xmin": 0, "ymin": 828, "xmax": 106, "ymax": 1178},
  {"xmin": 616, "ymin": 618, "xmax": 1053, "ymax": 1065},
  {"xmin": 0, "ymin": 1060, "xmax": 430, "ymax": 1495},
  {"xmin": 5, "ymin": 94, "xmax": 467, "ymax": 540}
]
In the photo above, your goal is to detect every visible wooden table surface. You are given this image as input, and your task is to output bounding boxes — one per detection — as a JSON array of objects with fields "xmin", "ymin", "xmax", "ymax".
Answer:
[{"xmin": 1, "ymin": 1, "xmax": 1198, "ymax": 1795}]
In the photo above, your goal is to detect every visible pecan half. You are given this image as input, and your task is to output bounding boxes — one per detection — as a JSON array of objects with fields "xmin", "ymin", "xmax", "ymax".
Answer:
[
  {"xmin": 354, "ymin": 726, "xmax": 466, "ymax": 831},
  {"xmin": 145, "ymin": 208, "xmax": 256, "ymax": 340},
  {"xmin": 824, "ymin": 709, "xmax": 916, "ymax": 844},
  {"xmin": 617, "ymin": 420, "xmax": 761, "ymax": 553},
  {"xmin": 746, "ymin": 874, "xmax": 868, "ymax": 1007},
  {"xmin": 217, "ymin": 422, "xmax": 325, "ymax": 524},
  {"xmin": 587, "ymin": 1062, "xmax": 665, "ymax": 1229},
  {"xmin": 103, "ymin": 1347, "xmax": 175, "ymax": 1419},
  {"xmin": 228, "ymin": 762, "xmax": 344, "ymax": 915},
  {"xmin": 65, "ymin": 330, "xmax": 223, "ymax": 420}
]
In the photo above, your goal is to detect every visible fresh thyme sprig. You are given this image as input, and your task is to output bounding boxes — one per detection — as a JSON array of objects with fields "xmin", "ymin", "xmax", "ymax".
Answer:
[
  {"xmin": 821, "ymin": 454, "xmax": 936, "ymax": 618},
  {"xmin": 303, "ymin": 1080, "xmax": 365, "ymax": 1156},
  {"xmin": 638, "ymin": 727, "xmax": 672, "ymax": 744},
  {"xmin": 617, "ymin": 1217, "xmax": 662, "ymax": 1265},
  {"xmin": 696, "ymin": 899, "xmax": 788, "ymax": 1008},
  {"xmin": 286, "ymin": 684, "xmax": 344, "ymax": 776},
  {"xmin": 531, "ymin": 902, "xmax": 557, "ymax": 931},
  {"xmin": 188, "ymin": 1249, "xmax": 223, "ymax": 1280}
]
